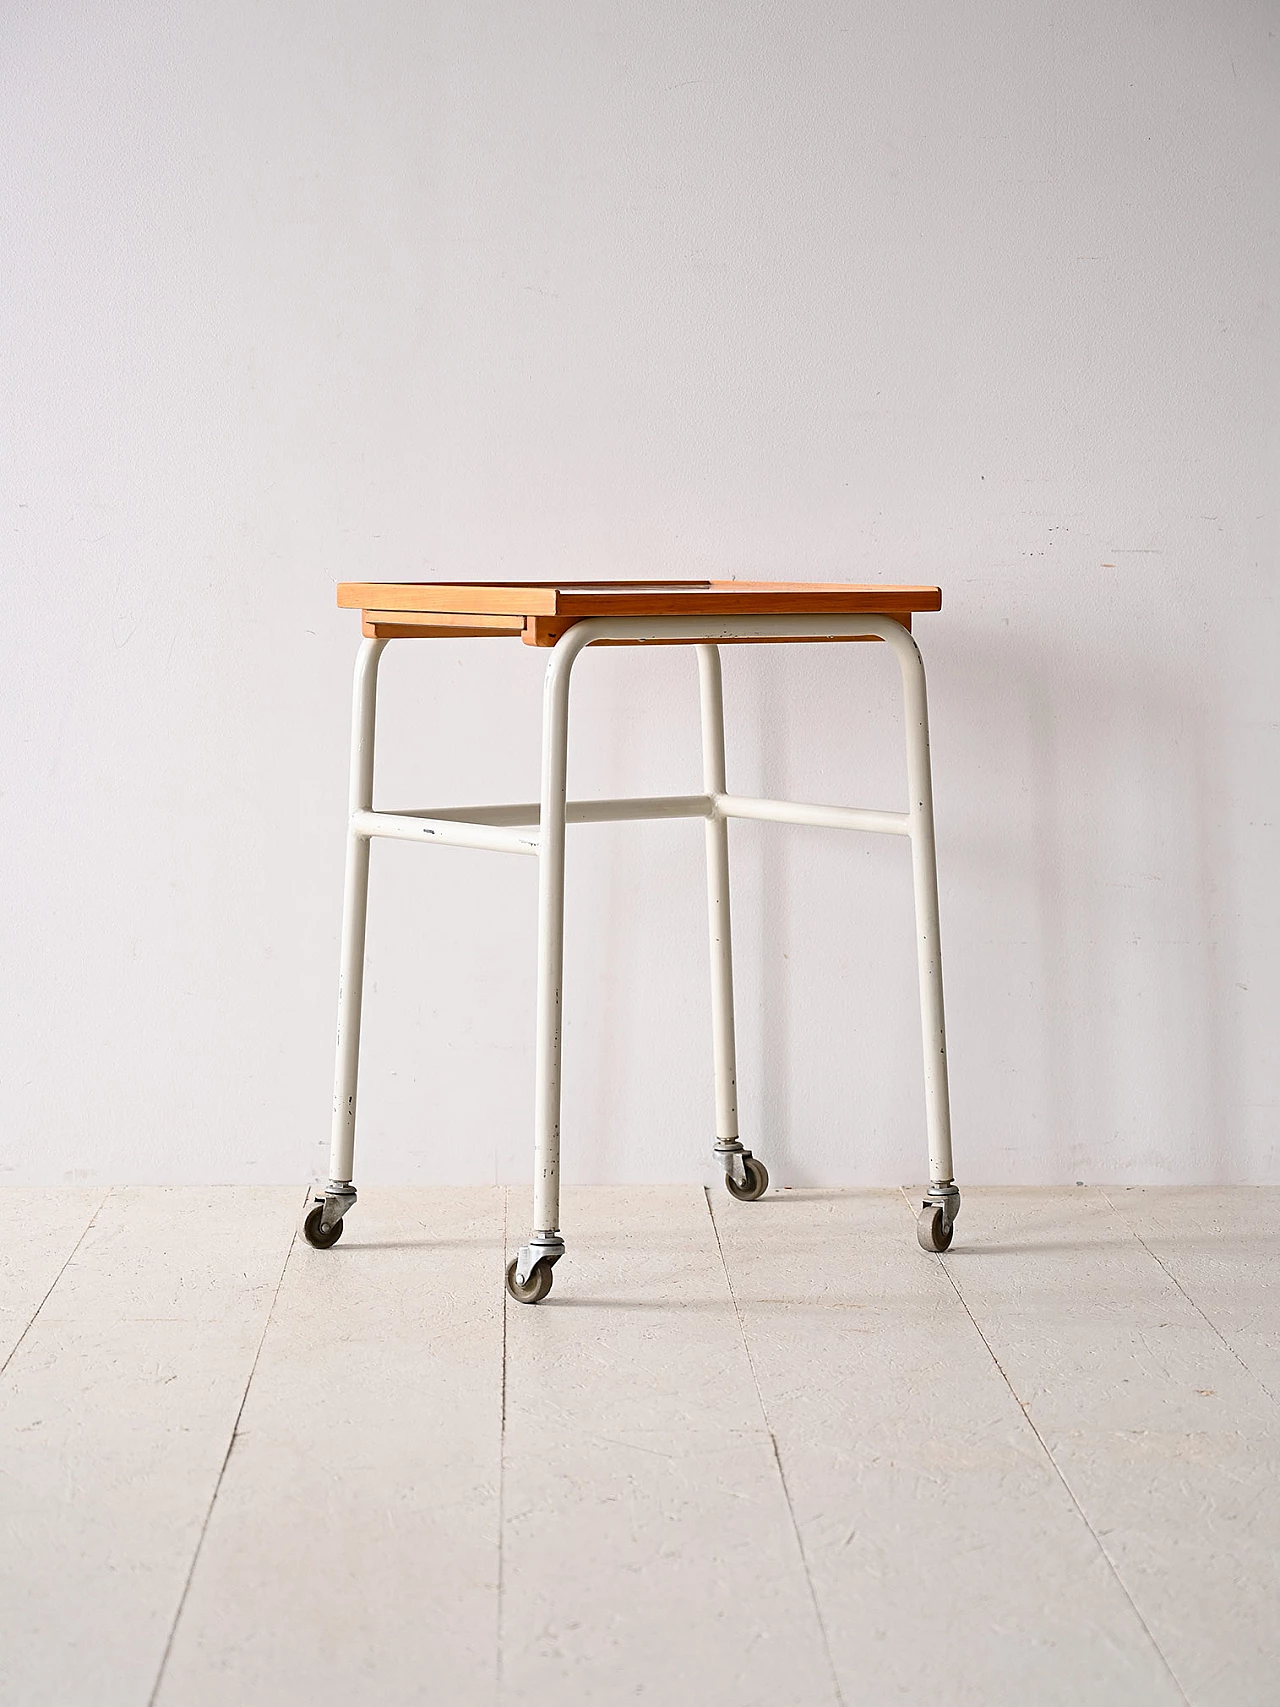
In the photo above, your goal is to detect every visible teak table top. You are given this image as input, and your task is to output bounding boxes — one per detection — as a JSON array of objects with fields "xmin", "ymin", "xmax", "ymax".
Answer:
[{"xmin": 337, "ymin": 580, "xmax": 942, "ymax": 647}]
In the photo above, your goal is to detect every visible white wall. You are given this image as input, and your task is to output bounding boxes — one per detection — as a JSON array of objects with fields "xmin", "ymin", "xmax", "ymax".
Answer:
[{"xmin": 2, "ymin": 0, "xmax": 1276, "ymax": 1188}]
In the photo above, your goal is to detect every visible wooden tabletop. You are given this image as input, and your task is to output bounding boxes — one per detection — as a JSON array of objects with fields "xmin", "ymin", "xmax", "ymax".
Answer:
[{"xmin": 337, "ymin": 580, "xmax": 942, "ymax": 646}]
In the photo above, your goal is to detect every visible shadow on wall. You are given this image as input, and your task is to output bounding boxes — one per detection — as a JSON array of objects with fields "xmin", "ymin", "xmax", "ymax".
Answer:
[{"xmin": 737, "ymin": 617, "xmax": 1236, "ymax": 1186}]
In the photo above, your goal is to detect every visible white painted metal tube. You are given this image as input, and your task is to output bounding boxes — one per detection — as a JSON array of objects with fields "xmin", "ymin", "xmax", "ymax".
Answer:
[
  {"xmin": 352, "ymin": 810, "xmax": 540, "ymax": 856},
  {"xmin": 569, "ymin": 793, "xmax": 713, "ymax": 824},
  {"xmin": 697, "ymin": 645, "xmax": 740, "ymax": 1141},
  {"xmin": 329, "ymin": 637, "xmax": 387, "ymax": 1185},
  {"xmin": 381, "ymin": 794, "xmax": 714, "ymax": 829},
  {"xmin": 717, "ymin": 794, "xmax": 910, "ymax": 837},
  {"xmin": 530, "ymin": 638, "xmax": 576, "ymax": 1235},
  {"xmin": 882, "ymin": 622, "xmax": 954, "ymax": 1188}
]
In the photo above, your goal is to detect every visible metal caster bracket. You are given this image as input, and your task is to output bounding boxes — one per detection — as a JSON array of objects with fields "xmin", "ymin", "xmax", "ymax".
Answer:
[
  {"xmin": 923, "ymin": 1181, "xmax": 960, "ymax": 1225},
  {"xmin": 713, "ymin": 1140, "xmax": 755, "ymax": 1190},
  {"xmin": 514, "ymin": 1231, "xmax": 565, "ymax": 1289},
  {"xmin": 313, "ymin": 1180, "xmax": 357, "ymax": 1234}
]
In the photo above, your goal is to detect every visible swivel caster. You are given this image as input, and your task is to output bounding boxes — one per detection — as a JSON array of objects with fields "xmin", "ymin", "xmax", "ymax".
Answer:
[
  {"xmin": 725, "ymin": 1156, "xmax": 770, "ymax": 1201},
  {"xmin": 303, "ymin": 1182, "xmax": 355, "ymax": 1250},
  {"xmin": 506, "ymin": 1256, "xmax": 554, "ymax": 1304},
  {"xmin": 303, "ymin": 1203, "xmax": 344, "ymax": 1249},
  {"xmin": 917, "ymin": 1203, "xmax": 954, "ymax": 1252}
]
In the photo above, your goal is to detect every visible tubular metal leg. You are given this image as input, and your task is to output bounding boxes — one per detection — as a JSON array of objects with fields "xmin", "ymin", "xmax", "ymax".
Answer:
[
  {"xmin": 696, "ymin": 645, "xmax": 762, "ymax": 1195},
  {"xmin": 882, "ymin": 625, "xmax": 959, "ymax": 1234},
  {"xmin": 314, "ymin": 636, "xmax": 387, "ymax": 1236},
  {"xmin": 512, "ymin": 633, "xmax": 578, "ymax": 1287}
]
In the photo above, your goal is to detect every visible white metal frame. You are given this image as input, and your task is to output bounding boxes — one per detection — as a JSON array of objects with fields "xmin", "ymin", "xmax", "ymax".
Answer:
[{"xmin": 317, "ymin": 613, "xmax": 958, "ymax": 1277}]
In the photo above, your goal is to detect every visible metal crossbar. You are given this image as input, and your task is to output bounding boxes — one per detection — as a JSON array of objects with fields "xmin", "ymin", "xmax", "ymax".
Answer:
[{"xmin": 352, "ymin": 792, "xmax": 911, "ymax": 857}]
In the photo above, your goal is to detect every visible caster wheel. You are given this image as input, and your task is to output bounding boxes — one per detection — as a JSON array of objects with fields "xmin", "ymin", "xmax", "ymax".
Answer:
[
  {"xmin": 506, "ymin": 1256, "xmax": 554, "ymax": 1304},
  {"xmin": 303, "ymin": 1203, "xmax": 344, "ymax": 1250},
  {"xmin": 725, "ymin": 1156, "xmax": 769, "ymax": 1201},
  {"xmin": 917, "ymin": 1204, "xmax": 954, "ymax": 1252}
]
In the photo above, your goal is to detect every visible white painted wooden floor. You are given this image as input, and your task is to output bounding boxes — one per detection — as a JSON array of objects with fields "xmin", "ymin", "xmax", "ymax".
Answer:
[{"xmin": 1, "ymin": 1187, "xmax": 1276, "ymax": 1706}]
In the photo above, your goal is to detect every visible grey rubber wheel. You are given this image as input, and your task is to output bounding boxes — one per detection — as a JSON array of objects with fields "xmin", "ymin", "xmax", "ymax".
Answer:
[
  {"xmin": 303, "ymin": 1203, "xmax": 344, "ymax": 1249},
  {"xmin": 917, "ymin": 1204, "xmax": 953, "ymax": 1252},
  {"xmin": 725, "ymin": 1156, "xmax": 770, "ymax": 1201},
  {"xmin": 506, "ymin": 1256, "xmax": 554, "ymax": 1304}
]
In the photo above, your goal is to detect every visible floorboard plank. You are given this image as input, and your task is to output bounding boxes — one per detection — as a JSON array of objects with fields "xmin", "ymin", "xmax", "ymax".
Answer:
[
  {"xmin": 0, "ymin": 1186, "xmax": 300, "ymax": 1707},
  {"xmin": 4, "ymin": 1183, "xmax": 1271, "ymax": 1705},
  {"xmin": 1102, "ymin": 1187, "xmax": 1280, "ymax": 1401},
  {"xmin": 500, "ymin": 1185, "xmax": 839, "ymax": 1707},
  {"xmin": 942, "ymin": 1187, "xmax": 1280, "ymax": 1706},
  {"xmin": 153, "ymin": 1187, "xmax": 505, "ymax": 1707},
  {"xmin": 711, "ymin": 1186, "xmax": 1182, "ymax": 1706},
  {"xmin": 0, "ymin": 1187, "xmax": 106, "ymax": 1368}
]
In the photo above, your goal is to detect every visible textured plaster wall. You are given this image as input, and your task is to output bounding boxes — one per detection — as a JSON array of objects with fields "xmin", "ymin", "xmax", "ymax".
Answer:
[{"xmin": 2, "ymin": 0, "xmax": 1277, "ymax": 1185}]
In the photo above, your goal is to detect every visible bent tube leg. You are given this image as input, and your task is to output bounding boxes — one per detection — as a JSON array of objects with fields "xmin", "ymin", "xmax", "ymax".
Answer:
[
  {"xmin": 883, "ymin": 624, "xmax": 955, "ymax": 1191},
  {"xmin": 328, "ymin": 637, "xmax": 387, "ymax": 1187},
  {"xmin": 530, "ymin": 633, "xmax": 578, "ymax": 1239},
  {"xmin": 697, "ymin": 645, "xmax": 741, "ymax": 1150}
]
